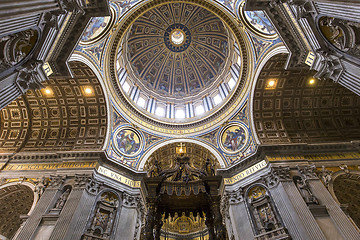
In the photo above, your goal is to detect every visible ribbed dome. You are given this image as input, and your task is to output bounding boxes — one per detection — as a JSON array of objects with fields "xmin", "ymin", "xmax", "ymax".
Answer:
[{"xmin": 125, "ymin": 3, "xmax": 230, "ymax": 102}]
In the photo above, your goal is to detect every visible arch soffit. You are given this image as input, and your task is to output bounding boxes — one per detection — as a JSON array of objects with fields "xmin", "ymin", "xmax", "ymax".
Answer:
[
  {"xmin": 70, "ymin": 53, "xmax": 112, "ymax": 151},
  {"xmin": 248, "ymin": 45, "xmax": 288, "ymax": 145},
  {"xmin": 0, "ymin": 61, "xmax": 108, "ymax": 153},
  {"xmin": 328, "ymin": 170, "xmax": 360, "ymax": 205},
  {"xmin": 0, "ymin": 181, "xmax": 38, "ymax": 216},
  {"xmin": 137, "ymin": 138, "xmax": 226, "ymax": 171}
]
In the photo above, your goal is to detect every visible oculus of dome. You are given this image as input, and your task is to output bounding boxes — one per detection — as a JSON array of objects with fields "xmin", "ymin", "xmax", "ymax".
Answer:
[
  {"xmin": 164, "ymin": 24, "xmax": 191, "ymax": 52},
  {"xmin": 171, "ymin": 30, "xmax": 185, "ymax": 45}
]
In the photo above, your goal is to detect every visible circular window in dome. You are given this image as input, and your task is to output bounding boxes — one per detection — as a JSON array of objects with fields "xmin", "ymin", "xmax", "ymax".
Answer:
[
  {"xmin": 164, "ymin": 24, "xmax": 191, "ymax": 52},
  {"xmin": 171, "ymin": 29, "xmax": 185, "ymax": 45}
]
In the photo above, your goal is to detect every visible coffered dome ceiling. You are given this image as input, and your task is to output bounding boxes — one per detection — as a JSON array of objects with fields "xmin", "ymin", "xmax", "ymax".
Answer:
[
  {"xmin": 110, "ymin": 0, "xmax": 249, "ymax": 134},
  {"xmin": 125, "ymin": 3, "xmax": 231, "ymax": 102}
]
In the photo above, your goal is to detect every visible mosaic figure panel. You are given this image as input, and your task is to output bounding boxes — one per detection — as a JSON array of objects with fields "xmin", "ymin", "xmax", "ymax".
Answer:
[
  {"xmin": 114, "ymin": 127, "xmax": 142, "ymax": 156},
  {"xmin": 220, "ymin": 124, "xmax": 248, "ymax": 153},
  {"xmin": 244, "ymin": 10, "xmax": 275, "ymax": 35},
  {"xmin": 82, "ymin": 17, "xmax": 110, "ymax": 41}
]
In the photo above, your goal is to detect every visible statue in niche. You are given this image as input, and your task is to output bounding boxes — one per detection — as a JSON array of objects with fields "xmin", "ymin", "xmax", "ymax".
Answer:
[
  {"xmin": 54, "ymin": 188, "xmax": 70, "ymax": 210},
  {"xmin": 0, "ymin": 30, "xmax": 38, "ymax": 71},
  {"xmin": 258, "ymin": 205, "xmax": 276, "ymax": 231},
  {"xmin": 294, "ymin": 176, "xmax": 319, "ymax": 205},
  {"xmin": 247, "ymin": 186, "xmax": 285, "ymax": 235},
  {"xmin": 319, "ymin": 16, "xmax": 360, "ymax": 58},
  {"xmin": 82, "ymin": 192, "xmax": 119, "ymax": 240}
]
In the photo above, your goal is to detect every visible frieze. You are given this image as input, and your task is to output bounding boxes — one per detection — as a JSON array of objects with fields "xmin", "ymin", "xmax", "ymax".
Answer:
[
  {"xmin": 266, "ymin": 151, "xmax": 360, "ymax": 162},
  {"xmin": 224, "ymin": 160, "xmax": 267, "ymax": 185},
  {"xmin": 97, "ymin": 166, "xmax": 141, "ymax": 188},
  {"xmin": 1, "ymin": 161, "xmax": 98, "ymax": 171}
]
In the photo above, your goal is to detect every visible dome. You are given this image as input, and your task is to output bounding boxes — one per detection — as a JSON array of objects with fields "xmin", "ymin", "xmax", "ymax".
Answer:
[
  {"xmin": 116, "ymin": 2, "xmax": 242, "ymax": 124},
  {"xmin": 126, "ymin": 3, "xmax": 230, "ymax": 101}
]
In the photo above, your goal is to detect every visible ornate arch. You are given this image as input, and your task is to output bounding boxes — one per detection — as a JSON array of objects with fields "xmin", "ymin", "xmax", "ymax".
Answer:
[{"xmin": 138, "ymin": 138, "xmax": 226, "ymax": 171}]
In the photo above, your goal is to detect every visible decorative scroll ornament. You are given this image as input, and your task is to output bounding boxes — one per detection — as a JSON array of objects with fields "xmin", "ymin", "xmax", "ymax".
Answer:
[
  {"xmin": 122, "ymin": 192, "xmax": 137, "ymax": 208},
  {"xmin": 16, "ymin": 60, "xmax": 45, "ymax": 92},
  {"xmin": 34, "ymin": 177, "xmax": 50, "ymax": 198},
  {"xmin": 296, "ymin": 164, "xmax": 318, "ymax": 180},
  {"xmin": 74, "ymin": 174, "xmax": 89, "ymax": 188},
  {"xmin": 227, "ymin": 187, "xmax": 244, "ymax": 204},
  {"xmin": 316, "ymin": 166, "xmax": 333, "ymax": 188},
  {"xmin": 58, "ymin": 0, "xmax": 86, "ymax": 14},
  {"xmin": 134, "ymin": 197, "xmax": 145, "ymax": 240},
  {"xmin": 262, "ymin": 166, "xmax": 291, "ymax": 188},
  {"xmin": 314, "ymin": 53, "xmax": 343, "ymax": 82},
  {"xmin": 86, "ymin": 177, "xmax": 103, "ymax": 195},
  {"xmin": 295, "ymin": 165, "xmax": 319, "ymax": 205},
  {"xmin": 287, "ymin": 0, "xmax": 316, "ymax": 19},
  {"xmin": 48, "ymin": 175, "xmax": 66, "ymax": 188}
]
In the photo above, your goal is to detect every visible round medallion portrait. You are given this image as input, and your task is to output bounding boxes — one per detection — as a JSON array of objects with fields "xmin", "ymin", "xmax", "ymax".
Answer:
[
  {"xmin": 220, "ymin": 123, "xmax": 249, "ymax": 153},
  {"xmin": 113, "ymin": 127, "xmax": 143, "ymax": 156}
]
